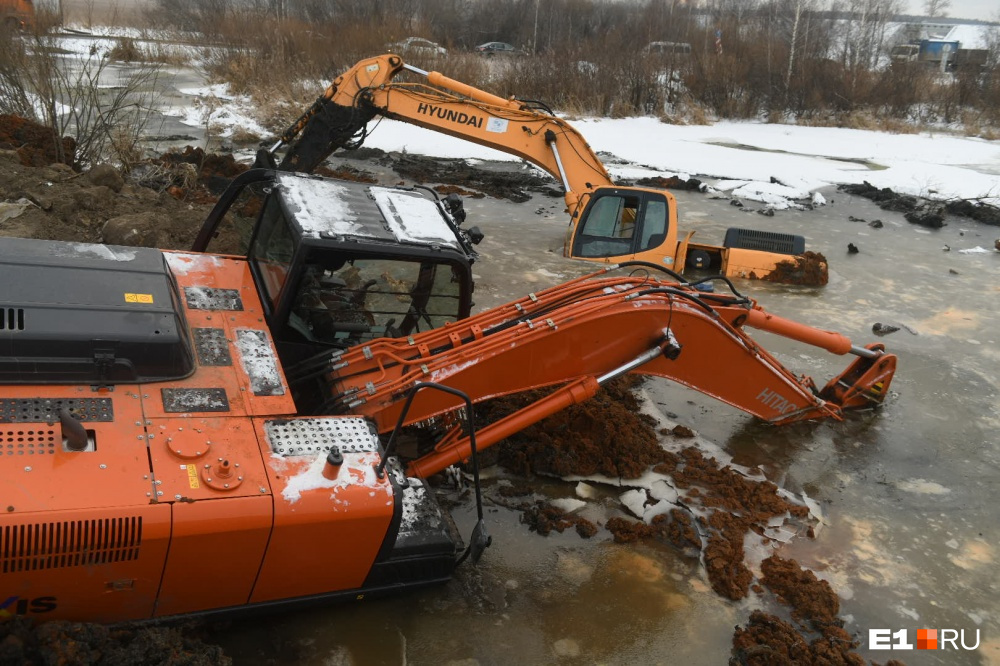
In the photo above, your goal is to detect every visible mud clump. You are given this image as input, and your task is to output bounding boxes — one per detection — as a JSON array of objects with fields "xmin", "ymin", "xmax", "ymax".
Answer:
[
  {"xmin": 390, "ymin": 154, "xmax": 553, "ymax": 203},
  {"xmin": 945, "ymin": 199, "xmax": 1000, "ymax": 227},
  {"xmin": 487, "ymin": 376, "xmax": 670, "ymax": 479},
  {"xmin": 607, "ymin": 509, "xmax": 701, "ymax": 554},
  {"xmin": 152, "ymin": 147, "xmax": 250, "ymax": 202},
  {"xmin": 635, "ymin": 175, "xmax": 704, "ymax": 191},
  {"xmin": 730, "ymin": 555, "xmax": 896, "ymax": 666},
  {"xmin": 760, "ymin": 251, "xmax": 829, "ymax": 287},
  {"xmin": 839, "ymin": 180, "xmax": 1000, "ymax": 229},
  {"xmin": 903, "ymin": 205, "xmax": 945, "ymax": 229},
  {"xmin": 0, "ymin": 616, "xmax": 230, "ymax": 666},
  {"xmin": 838, "ymin": 181, "xmax": 919, "ymax": 213},
  {"xmin": 0, "ymin": 114, "xmax": 76, "ymax": 168},
  {"xmin": 520, "ymin": 500, "xmax": 599, "ymax": 537}
]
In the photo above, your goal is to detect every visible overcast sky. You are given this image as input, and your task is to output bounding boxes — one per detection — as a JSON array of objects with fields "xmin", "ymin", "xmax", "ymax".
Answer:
[{"xmin": 906, "ymin": 0, "xmax": 997, "ymax": 21}]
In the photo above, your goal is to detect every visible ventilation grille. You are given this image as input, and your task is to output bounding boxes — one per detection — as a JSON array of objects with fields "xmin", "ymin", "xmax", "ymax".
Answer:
[
  {"xmin": 1, "ymin": 427, "xmax": 57, "ymax": 456},
  {"xmin": 1, "ymin": 517, "xmax": 142, "ymax": 573},
  {"xmin": 0, "ymin": 398, "xmax": 114, "ymax": 424},
  {"xmin": 723, "ymin": 228, "xmax": 805, "ymax": 255},
  {"xmin": 0, "ymin": 308, "xmax": 24, "ymax": 331}
]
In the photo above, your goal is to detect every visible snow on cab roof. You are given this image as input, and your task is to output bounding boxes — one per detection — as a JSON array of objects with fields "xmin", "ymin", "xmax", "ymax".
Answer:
[
  {"xmin": 276, "ymin": 173, "xmax": 461, "ymax": 251},
  {"xmin": 370, "ymin": 187, "xmax": 461, "ymax": 248}
]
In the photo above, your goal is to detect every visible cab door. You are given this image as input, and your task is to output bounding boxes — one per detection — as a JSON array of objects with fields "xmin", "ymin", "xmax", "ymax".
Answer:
[{"xmin": 569, "ymin": 188, "xmax": 675, "ymax": 266}]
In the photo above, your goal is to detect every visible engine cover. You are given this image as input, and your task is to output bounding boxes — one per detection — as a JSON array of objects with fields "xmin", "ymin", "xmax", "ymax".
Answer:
[{"xmin": 0, "ymin": 237, "xmax": 194, "ymax": 384}]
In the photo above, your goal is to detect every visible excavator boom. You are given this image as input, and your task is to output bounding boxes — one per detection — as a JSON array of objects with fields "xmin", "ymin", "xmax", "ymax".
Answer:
[{"xmin": 301, "ymin": 265, "xmax": 895, "ymax": 479}]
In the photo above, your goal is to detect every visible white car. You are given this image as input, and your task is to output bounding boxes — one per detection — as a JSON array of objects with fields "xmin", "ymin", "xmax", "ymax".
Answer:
[{"xmin": 388, "ymin": 37, "xmax": 447, "ymax": 56}]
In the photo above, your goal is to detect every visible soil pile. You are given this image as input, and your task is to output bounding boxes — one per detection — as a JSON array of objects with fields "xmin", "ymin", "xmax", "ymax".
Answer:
[
  {"xmin": 730, "ymin": 556, "xmax": 904, "ymax": 666},
  {"xmin": 839, "ymin": 180, "xmax": 1000, "ymax": 229},
  {"xmin": 0, "ymin": 114, "xmax": 75, "ymax": 167},
  {"xmin": 0, "ymin": 119, "xmax": 217, "ymax": 249},
  {"xmin": 389, "ymin": 153, "xmax": 556, "ymax": 202},
  {"xmin": 0, "ymin": 616, "xmax": 230, "ymax": 666},
  {"xmin": 760, "ymin": 251, "xmax": 829, "ymax": 287}
]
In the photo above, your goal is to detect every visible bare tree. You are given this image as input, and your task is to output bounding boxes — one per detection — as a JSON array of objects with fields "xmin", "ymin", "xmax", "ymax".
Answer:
[{"xmin": 923, "ymin": 0, "xmax": 950, "ymax": 17}]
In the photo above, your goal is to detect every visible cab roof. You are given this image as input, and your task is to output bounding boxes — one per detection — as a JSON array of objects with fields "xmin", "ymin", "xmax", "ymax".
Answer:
[{"xmin": 276, "ymin": 174, "xmax": 464, "ymax": 253}]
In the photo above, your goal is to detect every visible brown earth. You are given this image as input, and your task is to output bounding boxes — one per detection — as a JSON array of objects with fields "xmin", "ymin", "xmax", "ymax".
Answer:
[
  {"xmin": 0, "ymin": 616, "xmax": 230, "ymax": 666},
  {"xmin": 760, "ymin": 251, "xmax": 829, "ymax": 287}
]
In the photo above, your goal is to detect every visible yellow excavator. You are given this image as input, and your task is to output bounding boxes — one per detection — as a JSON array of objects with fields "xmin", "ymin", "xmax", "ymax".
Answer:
[{"xmin": 257, "ymin": 54, "xmax": 827, "ymax": 285}]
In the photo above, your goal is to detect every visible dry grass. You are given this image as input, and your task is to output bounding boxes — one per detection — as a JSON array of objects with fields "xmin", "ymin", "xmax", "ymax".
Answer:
[{"xmin": 133, "ymin": 3, "xmax": 1000, "ymax": 133}]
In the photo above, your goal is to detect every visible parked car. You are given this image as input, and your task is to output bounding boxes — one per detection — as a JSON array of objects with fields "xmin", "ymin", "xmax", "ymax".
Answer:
[
  {"xmin": 388, "ymin": 37, "xmax": 447, "ymax": 56},
  {"xmin": 475, "ymin": 42, "xmax": 518, "ymax": 56},
  {"xmin": 645, "ymin": 41, "xmax": 692, "ymax": 56}
]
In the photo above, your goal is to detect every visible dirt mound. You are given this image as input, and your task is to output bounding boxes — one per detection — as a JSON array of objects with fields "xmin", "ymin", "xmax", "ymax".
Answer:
[
  {"xmin": 0, "ymin": 151, "xmax": 213, "ymax": 248},
  {"xmin": 944, "ymin": 199, "xmax": 1000, "ymax": 227},
  {"xmin": 486, "ymin": 376, "xmax": 669, "ymax": 479},
  {"xmin": 839, "ymin": 180, "xmax": 1000, "ymax": 229},
  {"xmin": 635, "ymin": 175, "xmax": 704, "ymax": 191},
  {"xmin": 390, "ymin": 154, "xmax": 554, "ymax": 202},
  {"xmin": 759, "ymin": 251, "xmax": 829, "ymax": 286},
  {"xmin": 0, "ymin": 616, "xmax": 230, "ymax": 666},
  {"xmin": 519, "ymin": 500, "xmax": 599, "ymax": 537},
  {"xmin": 0, "ymin": 114, "xmax": 76, "ymax": 168},
  {"xmin": 730, "ymin": 556, "xmax": 899, "ymax": 666}
]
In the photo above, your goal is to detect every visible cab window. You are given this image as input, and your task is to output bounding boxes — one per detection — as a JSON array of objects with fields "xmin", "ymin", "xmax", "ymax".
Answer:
[
  {"xmin": 574, "ymin": 191, "xmax": 670, "ymax": 258},
  {"xmin": 249, "ymin": 195, "xmax": 296, "ymax": 308},
  {"xmin": 575, "ymin": 194, "xmax": 640, "ymax": 258},
  {"xmin": 289, "ymin": 253, "xmax": 464, "ymax": 346},
  {"xmin": 638, "ymin": 199, "xmax": 668, "ymax": 252}
]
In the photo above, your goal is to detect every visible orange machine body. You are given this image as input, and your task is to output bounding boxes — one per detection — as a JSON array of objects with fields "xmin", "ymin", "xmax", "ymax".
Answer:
[{"xmin": 0, "ymin": 244, "xmax": 421, "ymax": 623}]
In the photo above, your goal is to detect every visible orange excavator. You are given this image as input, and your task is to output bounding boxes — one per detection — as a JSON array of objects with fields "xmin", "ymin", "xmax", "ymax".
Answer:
[
  {"xmin": 258, "ymin": 54, "xmax": 827, "ymax": 285},
  {"xmin": 0, "ymin": 164, "xmax": 893, "ymax": 623}
]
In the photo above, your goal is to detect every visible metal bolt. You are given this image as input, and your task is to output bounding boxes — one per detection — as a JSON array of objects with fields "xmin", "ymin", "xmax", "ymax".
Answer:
[
  {"xmin": 99, "ymin": 464, "xmax": 107, "ymax": 469},
  {"xmin": 174, "ymin": 494, "xmax": 182, "ymax": 500},
  {"xmin": 24, "ymin": 466, "xmax": 31, "ymax": 472},
  {"xmin": 143, "ymin": 475, "xmax": 149, "ymax": 480},
  {"xmin": 154, "ymin": 479, "xmax": 162, "ymax": 485},
  {"xmin": 156, "ymin": 491, "xmax": 163, "ymax": 496},
  {"xmin": 260, "ymin": 487, "xmax": 267, "ymax": 493},
  {"xmin": 207, "ymin": 478, "xmax": 212, "ymax": 482},
  {"xmin": 195, "ymin": 451, "xmax": 201, "ymax": 456},
  {"xmin": 135, "ymin": 421, "xmax": 142, "ymax": 426},
  {"xmin": 143, "ymin": 394, "xmax": 149, "ymax": 399},
  {"xmin": 224, "ymin": 483, "xmax": 229, "ymax": 489},
  {"xmin": 146, "ymin": 421, "xmax": 152, "ymax": 426},
  {"xmin": 234, "ymin": 463, "xmax": 240, "ymax": 468},
  {"xmin": 148, "ymin": 435, "xmax": 155, "ymax": 439},
  {"xmin": 137, "ymin": 435, "xmax": 144, "ymax": 440},
  {"xmin": 237, "ymin": 476, "xmax": 243, "ymax": 481},
  {"xmin": 206, "ymin": 441, "xmax": 212, "ymax": 446},
  {"xmin": 146, "ymin": 492, "xmax": 151, "ymax": 497},
  {"xmin": 176, "ymin": 450, "xmax": 182, "ymax": 455},
  {"xmin": 218, "ymin": 457, "xmax": 223, "ymax": 461},
  {"xmin": 204, "ymin": 464, "xmax": 211, "ymax": 469}
]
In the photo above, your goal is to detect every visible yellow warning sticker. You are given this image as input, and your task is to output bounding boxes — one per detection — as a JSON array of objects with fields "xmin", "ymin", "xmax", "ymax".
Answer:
[
  {"xmin": 125, "ymin": 293, "xmax": 154, "ymax": 304},
  {"xmin": 186, "ymin": 464, "xmax": 200, "ymax": 489}
]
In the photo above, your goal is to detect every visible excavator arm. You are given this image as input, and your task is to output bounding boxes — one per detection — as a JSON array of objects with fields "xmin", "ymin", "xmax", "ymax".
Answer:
[
  {"xmin": 287, "ymin": 265, "xmax": 895, "ymax": 479},
  {"xmin": 268, "ymin": 54, "xmax": 610, "ymax": 221}
]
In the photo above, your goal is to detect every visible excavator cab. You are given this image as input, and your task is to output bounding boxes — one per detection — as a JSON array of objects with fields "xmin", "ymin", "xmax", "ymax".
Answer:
[
  {"xmin": 570, "ymin": 187, "xmax": 672, "ymax": 263},
  {"xmin": 194, "ymin": 170, "xmax": 477, "ymax": 369}
]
